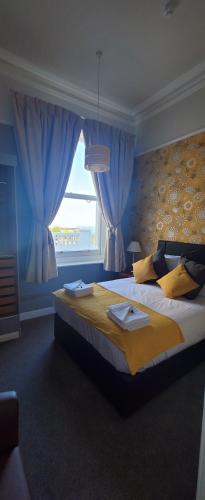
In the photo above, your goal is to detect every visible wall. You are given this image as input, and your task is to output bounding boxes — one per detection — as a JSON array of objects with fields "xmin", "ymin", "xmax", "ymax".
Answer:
[
  {"xmin": 0, "ymin": 122, "xmax": 116, "ymax": 313},
  {"xmin": 135, "ymin": 130, "xmax": 205, "ymax": 254},
  {"xmin": 0, "ymin": 122, "xmax": 16, "ymax": 154},
  {"xmin": 136, "ymin": 86, "xmax": 205, "ymax": 156}
]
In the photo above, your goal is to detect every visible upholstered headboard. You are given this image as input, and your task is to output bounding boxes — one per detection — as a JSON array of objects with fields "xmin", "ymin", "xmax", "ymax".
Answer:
[{"xmin": 157, "ymin": 240, "xmax": 205, "ymax": 262}]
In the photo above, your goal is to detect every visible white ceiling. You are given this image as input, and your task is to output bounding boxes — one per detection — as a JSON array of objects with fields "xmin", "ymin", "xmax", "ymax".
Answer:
[{"xmin": 0, "ymin": 0, "xmax": 205, "ymax": 112}]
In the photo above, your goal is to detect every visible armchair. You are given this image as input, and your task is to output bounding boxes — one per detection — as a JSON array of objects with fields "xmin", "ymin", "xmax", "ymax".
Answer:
[{"xmin": 0, "ymin": 391, "xmax": 31, "ymax": 500}]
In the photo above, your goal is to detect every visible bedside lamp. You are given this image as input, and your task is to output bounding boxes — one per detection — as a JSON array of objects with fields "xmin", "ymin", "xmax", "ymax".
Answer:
[{"xmin": 127, "ymin": 240, "xmax": 141, "ymax": 264}]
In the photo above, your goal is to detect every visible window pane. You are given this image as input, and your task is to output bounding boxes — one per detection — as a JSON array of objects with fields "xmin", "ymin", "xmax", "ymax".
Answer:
[
  {"xmin": 66, "ymin": 136, "xmax": 96, "ymax": 196},
  {"xmin": 50, "ymin": 198, "xmax": 99, "ymax": 252}
]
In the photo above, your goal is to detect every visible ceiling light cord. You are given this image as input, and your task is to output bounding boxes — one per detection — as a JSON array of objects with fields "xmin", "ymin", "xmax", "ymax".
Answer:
[
  {"xmin": 84, "ymin": 50, "xmax": 110, "ymax": 173},
  {"xmin": 96, "ymin": 50, "xmax": 102, "ymax": 137}
]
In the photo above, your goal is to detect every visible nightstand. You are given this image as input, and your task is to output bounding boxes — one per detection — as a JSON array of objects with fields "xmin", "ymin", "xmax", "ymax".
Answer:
[{"xmin": 118, "ymin": 272, "xmax": 133, "ymax": 279}]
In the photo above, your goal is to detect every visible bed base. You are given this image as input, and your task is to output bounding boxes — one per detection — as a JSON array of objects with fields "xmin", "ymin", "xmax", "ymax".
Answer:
[{"xmin": 54, "ymin": 313, "xmax": 205, "ymax": 416}]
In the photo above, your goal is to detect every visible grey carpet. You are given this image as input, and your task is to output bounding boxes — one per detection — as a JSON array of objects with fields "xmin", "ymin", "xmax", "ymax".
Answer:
[{"xmin": 0, "ymin": 315, "xmax": 205, "ymax": 500}]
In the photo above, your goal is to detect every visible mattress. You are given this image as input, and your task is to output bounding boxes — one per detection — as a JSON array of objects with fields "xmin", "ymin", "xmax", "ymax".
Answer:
[{"xmin": 54, "ymin": 277, "xmax": 205, "ymax": 375}]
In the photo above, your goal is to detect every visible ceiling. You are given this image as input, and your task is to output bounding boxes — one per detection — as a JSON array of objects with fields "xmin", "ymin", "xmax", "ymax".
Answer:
[{"xmin": 0, "ymin": 0, "xmax": 205, "ymax": 112}]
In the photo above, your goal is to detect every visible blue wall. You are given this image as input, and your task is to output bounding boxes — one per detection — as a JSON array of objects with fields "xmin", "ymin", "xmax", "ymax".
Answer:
[
  {"xmin": 0, "ymin": 123, "xmax": 117, "ymax": 313},
  {"xmin": 0, "ymin": 123, "xmax": 16, "ymax": 154}
]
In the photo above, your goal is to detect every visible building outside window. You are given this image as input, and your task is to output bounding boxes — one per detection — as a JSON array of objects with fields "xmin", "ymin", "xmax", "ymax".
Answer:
[{"xmin": 50, "ymin": 133, "xmax": 105, "ymax": 265}]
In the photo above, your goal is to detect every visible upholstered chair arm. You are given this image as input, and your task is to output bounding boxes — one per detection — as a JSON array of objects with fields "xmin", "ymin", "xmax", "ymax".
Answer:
[{"xmin": 0, "ymin": 391, "xmax": 18, "ymax": 451}]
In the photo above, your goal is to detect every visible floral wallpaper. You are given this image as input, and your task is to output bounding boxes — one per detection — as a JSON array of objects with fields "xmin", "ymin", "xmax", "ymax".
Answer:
[{"xmin": 135, "ymin": 131, "xmax": 205, "ymax": 254}]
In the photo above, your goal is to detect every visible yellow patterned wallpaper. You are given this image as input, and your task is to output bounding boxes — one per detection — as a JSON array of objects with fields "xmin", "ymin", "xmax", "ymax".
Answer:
[{"xmin": 135, "ymin": 131, "xmax": 205, "ymax": 254}]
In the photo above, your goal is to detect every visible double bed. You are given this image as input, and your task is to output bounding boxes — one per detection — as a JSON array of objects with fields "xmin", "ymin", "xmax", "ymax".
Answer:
[{"xmin": 54, "ymin": 240, "xmax": 205, "ymax": 416}]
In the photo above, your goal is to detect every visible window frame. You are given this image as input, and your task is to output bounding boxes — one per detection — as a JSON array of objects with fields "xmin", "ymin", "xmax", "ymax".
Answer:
[
  {"xmin": 53, "ymin": 191, "xmax": 105, "ymax": 267},
  {"xmin": 51, "ymin": 131, "xmax": 106, "ymax": 266}
]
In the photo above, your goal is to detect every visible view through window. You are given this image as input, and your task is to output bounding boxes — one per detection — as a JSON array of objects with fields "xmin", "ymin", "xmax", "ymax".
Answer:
[{"xmin": 50, "ymin": 133, "xmax": 104, "ymax": 262}]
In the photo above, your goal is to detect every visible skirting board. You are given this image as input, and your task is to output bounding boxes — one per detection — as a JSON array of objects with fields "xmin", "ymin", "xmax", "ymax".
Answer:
[
  {"xmin": 20, "ymin": 306, "xmax": 55, "ymax": 321},
  {"xmin": 0, "ymin": 331, "xmax": 20, "ymax": 342}
]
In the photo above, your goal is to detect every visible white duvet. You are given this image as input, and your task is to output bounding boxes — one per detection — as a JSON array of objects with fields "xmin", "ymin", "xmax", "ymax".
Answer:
[{"xmin": 54, "ymin": 277, "xmax": 205, "ymax": 374}]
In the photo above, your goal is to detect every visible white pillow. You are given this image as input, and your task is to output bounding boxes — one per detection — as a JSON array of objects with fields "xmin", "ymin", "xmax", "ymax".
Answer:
[{"xmin": 164, "ymin": 254, "xmax": 181, "ymax": 272}]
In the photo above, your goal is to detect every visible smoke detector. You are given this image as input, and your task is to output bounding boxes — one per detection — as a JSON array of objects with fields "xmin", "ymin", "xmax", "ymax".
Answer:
[{"xmin": 162, "ymin": 0, "xmax": 179, "ymax": 17}]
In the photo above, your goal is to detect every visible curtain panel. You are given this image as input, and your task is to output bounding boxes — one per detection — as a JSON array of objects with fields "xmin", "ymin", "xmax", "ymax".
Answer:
[
  {"xmin": 12, "ymin": 91, "xmax": 82, "ymax": 283},
  {"xmin": 83, "ymin": 119, "xmax": 135, "ymax": 272}
]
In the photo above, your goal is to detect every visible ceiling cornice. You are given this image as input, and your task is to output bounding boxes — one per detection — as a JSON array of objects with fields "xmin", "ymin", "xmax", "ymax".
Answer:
[
  {"xmin": 0, "ymin": 48, "xmax": 133, "ymax": 131},
  {"xmin": 134, "ymin": 58, "xmax": 205, "ymax": 125},
  {"xmin": 1, "ymin": 48, "xmax": 205, "ymax": 132}
]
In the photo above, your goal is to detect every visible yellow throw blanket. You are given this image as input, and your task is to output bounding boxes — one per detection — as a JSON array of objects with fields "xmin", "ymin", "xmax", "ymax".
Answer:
[{"xmin": 53, "ymin": 284, "xmax": 184, "ymax": 375}]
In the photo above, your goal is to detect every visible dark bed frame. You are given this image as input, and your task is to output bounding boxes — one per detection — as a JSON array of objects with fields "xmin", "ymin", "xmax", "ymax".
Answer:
[{"xmin": 54, "ymin": 240, "xmax": 205, "ymax": 416}]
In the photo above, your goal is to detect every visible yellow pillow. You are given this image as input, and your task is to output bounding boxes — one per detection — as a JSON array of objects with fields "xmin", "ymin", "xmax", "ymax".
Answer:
[
  {"xmin": 133, "ymin": 255, "xmax": 157, "ymax": 284},
  {"xmin": 157, "ymin": 263, "xmax": 199, "ymax": 298}
]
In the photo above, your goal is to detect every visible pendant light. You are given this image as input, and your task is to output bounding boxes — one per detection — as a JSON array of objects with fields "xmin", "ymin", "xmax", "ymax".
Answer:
[{"xmin": 85, "ymin": 50, "xmax": 110, "ymax": 172}]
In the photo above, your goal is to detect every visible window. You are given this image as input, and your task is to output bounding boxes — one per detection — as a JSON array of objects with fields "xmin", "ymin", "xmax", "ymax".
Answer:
[{"xmin": 50, "ymin": 133, "xmax": 105, "ymax": 265}]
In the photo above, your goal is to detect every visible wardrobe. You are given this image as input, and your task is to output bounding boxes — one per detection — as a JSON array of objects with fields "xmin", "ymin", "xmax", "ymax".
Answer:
[{"xmin": 0, "ymin": 163, "xmax": 20, "ymax": 338}]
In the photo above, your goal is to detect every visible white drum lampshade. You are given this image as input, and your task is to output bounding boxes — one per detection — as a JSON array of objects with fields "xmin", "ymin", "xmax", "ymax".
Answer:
[
  {"xmin": 85, "ymin": 144, "xmax": 110, "ymax": 172},
  {"xmin": 127, "ymin": 240, "xmax": 141, "ymax": 264}
]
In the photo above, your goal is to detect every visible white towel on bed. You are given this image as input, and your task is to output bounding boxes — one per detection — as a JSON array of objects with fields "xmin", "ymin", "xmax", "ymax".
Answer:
[
  {"xmin": 107, "ymin": 302, "xmax": 150, "ymax": 331},
  {"xmin": 64, "ymin": 280, "xmax": 93, "ymax": 297}
]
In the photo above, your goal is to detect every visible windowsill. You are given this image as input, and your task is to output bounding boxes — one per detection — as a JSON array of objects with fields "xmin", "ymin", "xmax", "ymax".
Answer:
[{"xmin": 57, "ymin": 259, "xmax": 104, "ymax": 268}]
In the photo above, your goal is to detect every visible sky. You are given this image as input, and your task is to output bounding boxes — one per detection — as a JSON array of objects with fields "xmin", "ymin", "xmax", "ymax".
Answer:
[
  {"xmin": 51, "ymin": 139, "xmax": 97, "ymax": 229},
  {"xmin": 67, "ymin": 141, "xmax": 96, "ymax": 197}
]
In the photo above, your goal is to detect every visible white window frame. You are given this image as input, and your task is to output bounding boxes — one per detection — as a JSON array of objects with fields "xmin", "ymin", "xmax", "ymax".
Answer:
[{"xmin": 54, "ymin": 191, "xmax": 105, "ymax": 267}]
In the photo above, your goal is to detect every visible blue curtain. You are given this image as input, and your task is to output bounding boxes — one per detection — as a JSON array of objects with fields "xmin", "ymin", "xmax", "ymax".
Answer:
[
  {"xmin": 12, "ymin": 91, "xmax": 83, "ymax": 282},
  {"xmin": 83, "ymin": 119, "xmax": 135, "ymax": 272}
]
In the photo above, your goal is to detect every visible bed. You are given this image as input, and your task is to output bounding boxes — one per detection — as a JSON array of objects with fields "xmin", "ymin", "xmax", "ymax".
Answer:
[{"xmin": 54, "ymin": 240, "xmax": 205, "ymax": 416}]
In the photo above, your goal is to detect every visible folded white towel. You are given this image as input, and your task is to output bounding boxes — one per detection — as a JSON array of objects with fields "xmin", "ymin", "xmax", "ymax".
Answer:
[
  {"xmin": 107, "ymin": 302, "xmax": 149, "ymax": 322},
  {"xmin": 107, "ymin": 302, "xmax": 133, "ymax": 322},
  {"xmin": 64, "ymin": 280, "xmax": 84, "ymax": 291},
  {"xmin": 107, "ymin": 302, "xmax": 150, "ymax": 331},
  {"xmin": 107, "ymin": 311, "xmax": 150, "ymax": 331},
  {"xmin": 64, "ymin": 281, "xmax": 93, "ymax": 297}
]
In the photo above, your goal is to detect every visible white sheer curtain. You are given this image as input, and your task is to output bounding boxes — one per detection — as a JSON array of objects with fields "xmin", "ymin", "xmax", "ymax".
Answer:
[
  {"xmin": 83, "ymin": 119, "xmax": 135, "ymax": 272},
  {"xmin": 12, "ymin": 91, "xmax": 82, "ymax": 282}
]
